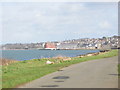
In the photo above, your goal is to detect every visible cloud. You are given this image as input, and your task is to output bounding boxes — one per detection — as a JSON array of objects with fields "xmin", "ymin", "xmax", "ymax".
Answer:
[
  {"xmin": 1, "ymin": 2, "xmax": 118, "ymax": 43},
  {"xmin": 99, "ymin": 21, "xmax": 111, "ymax": 29},
  {"xmin": 61, "ymin": 3, "xmax": 86, "ymax": 13}
]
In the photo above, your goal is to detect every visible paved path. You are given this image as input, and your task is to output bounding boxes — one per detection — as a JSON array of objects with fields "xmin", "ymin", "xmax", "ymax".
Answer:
[{"xmin": 19, "ymin": 56, "xmax": 118, "ymax": 88}]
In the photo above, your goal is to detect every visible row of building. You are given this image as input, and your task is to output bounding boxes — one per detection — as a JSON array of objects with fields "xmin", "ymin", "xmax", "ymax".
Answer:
[
  {"xmin": 1, "ymin": 35, "xmax": 120, "ymax": 50},
  {"xmin": 44, "ymin": 36, "xmax": 120, "ymax": 50}
]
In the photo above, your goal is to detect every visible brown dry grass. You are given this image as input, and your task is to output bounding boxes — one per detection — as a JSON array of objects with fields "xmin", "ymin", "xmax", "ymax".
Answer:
[{"xmin": 0, "ymin": 58, "xmax": 18, "ymax": 65}]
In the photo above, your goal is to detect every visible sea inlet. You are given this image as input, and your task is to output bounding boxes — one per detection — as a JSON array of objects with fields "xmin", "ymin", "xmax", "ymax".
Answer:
[{"xmin": 1, "ymin": 49, "xmax": 100, "ymax": 61}]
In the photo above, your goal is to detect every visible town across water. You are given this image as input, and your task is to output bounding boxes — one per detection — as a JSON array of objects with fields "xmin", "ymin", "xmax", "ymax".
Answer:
[{"xmin": 1, "ymin": 49, "xmax": 100, "ymax": 61}]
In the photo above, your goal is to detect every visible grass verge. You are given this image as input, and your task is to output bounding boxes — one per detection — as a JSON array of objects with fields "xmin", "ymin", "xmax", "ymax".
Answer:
[{"xmin": 2, "ymin": 49, "xmax": 118, "ymax": 88}]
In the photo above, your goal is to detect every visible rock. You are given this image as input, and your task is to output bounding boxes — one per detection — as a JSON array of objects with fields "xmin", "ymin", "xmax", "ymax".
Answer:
[
  {"xmin": 46, "ymin": 60, "xmax": 54, "ymax": 64},
  {"xmin": 63, "ymin": 57, "xmax": 71, "ymax": 61},
  {"xmin": 52, "ymin": 56, "xmax": 64, "ymax": 60},
  {"xmin": 5, "ymin": 63, "xmax": 9, "ymax": 66},
  {"xmin": 86, "ymin": 54, "xmax": 93, "ymax": 56},
  {"xmin": 93, "ymin": 52, "xmax": 99, "ymax": 56}
]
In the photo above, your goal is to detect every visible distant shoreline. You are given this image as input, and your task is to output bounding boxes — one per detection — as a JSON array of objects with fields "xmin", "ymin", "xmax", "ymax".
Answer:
[{"xmin": 1, "ymin": 48, "xmax": 103, "ymax": 50}]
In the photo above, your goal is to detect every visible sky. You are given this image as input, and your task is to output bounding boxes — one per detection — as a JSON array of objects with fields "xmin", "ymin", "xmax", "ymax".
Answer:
[{"xmin": 1, "ymin": 2, "xmax": 118, "ymax": 44}]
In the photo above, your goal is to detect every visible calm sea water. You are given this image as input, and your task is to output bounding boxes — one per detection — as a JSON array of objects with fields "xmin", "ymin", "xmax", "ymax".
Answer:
[{"xmin": 1, "ymin": 49, "xmax": 100, "ymax": 61}]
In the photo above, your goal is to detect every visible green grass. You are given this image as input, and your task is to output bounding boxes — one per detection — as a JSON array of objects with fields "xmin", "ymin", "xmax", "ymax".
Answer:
[{"xmin": 2, "ymin": 49, "xmax": 118, "ymax": 88}]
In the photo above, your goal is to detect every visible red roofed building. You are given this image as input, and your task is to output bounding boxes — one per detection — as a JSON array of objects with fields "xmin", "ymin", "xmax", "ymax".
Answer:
[{"xmin": 44, "ymin": 42, "xmax": 56, "ymax": 50}]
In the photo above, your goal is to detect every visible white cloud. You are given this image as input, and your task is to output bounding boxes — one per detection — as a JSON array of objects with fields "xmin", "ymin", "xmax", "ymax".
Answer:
[
  {"xmin": 1, "ymin": 2, "xmax": 118, "ymax": 43},
  {"xmin": 99, "ymin": 21, "xmax": 111, "ymax": 29},
  {"xmin": 61, "ymin": 3, "xmax": 86, "ymax": 13}
]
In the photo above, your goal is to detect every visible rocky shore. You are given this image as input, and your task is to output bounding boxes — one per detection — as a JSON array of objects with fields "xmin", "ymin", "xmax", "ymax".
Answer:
[
  {"xmin": 77, "ymin": 50, "xmax": 110, "ymax": 57},
  {"xmin": 45, "ymin": 50, "xmax": 110, "ymax": 64}
]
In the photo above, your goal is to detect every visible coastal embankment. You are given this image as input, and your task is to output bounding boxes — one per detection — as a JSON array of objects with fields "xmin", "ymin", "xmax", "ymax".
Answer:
[{"xmin": 2, "ymin": 49, "xmax": 118, "ymax": 88}]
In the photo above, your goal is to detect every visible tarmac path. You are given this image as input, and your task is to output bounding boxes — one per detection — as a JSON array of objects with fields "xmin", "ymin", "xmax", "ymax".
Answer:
[{"xmin": 18, "ymin": 56, "xmax": 118, "ymax": 88}]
